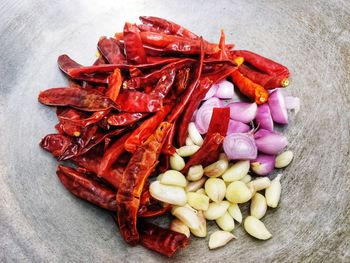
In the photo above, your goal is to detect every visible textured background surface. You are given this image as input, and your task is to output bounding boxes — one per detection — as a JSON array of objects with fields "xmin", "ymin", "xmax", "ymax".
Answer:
[{"xmin": 0, "ymin": 0, "xmax": 349, "ymax": 262}]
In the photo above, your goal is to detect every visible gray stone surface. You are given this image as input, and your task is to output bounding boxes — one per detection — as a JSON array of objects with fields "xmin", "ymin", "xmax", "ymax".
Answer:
[{"xmin": 0, "ymin": 0, "xmax": 349, "ymax": 262}]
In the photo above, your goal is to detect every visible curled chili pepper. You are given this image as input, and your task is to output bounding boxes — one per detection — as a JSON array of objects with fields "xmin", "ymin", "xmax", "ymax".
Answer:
[
  {"xmin": 55, "ymin": 108, "xmax": 83, "ymax": 137},
  {"xmin": 97, "ymin": 37, "xmax": 126, "ymax": 64},
  {"xmin": 116, "ymin": 122, "xmax": 173, "ymax": 245}
]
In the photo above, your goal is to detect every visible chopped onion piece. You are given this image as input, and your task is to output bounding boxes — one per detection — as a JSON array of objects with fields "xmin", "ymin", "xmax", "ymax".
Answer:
[
  {"xmin": 229, "ymin": 102, "xmax": 257, "ymax": 123},
  {"xmin": 255, "ymin": 132, "xmax": 288, "ymax": 155},
  {"xmin": 223, "ymin": 133, "xmax": 258, "ymax": 160},
  {"xmin": 268, "ymin": 89, "xmax": 288, "ymax": 124},
  {"xmin": 215, "ymin": 80, "xmax": 234, "ymax": 99},
  {"xmin": 195, "ymin": 105, "xmax": 214, "ymax": 134},
  {"xmin": 227, "ymin": 120, "xmax": 250, "ymax": 135},
  {"xmin": 255, "ymin": 104, "xmax": 274, "ymax": 131},
  {"xmin": 251, "ymin": 154, "xmax": 276, "ymax": 176}
]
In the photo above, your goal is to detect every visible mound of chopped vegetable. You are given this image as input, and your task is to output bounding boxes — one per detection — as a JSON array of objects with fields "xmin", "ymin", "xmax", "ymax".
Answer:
[{"xmin": 39, "ymin": 16, "xmax": 299, "ymax": 257}]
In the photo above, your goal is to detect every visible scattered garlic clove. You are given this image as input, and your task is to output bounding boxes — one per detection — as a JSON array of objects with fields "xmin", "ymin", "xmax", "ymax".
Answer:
[
  {"xmin": 228, "ymin": 203, "xmax": 242, "ymax": 223},
  {"xmin": 204, "ymin": 159, "xmax": 229, "ymax": 178},
  {"xmin": 275, "ymin": 150, "xmax": 294, "ymax": 168},
  {"xmin": 240, "ymin": 174, "xmax": 252, "ymax": 184},
  {"xmin": 190, "ymin": 211, "xmax": 207, "ymax": 237},
  {"xmin": 222, "ymin": 160, "xmax": 250, "ymax": 182},
  {"xmin": 170, "ymin": 153, "xmax": 185, "ymax": 171},
  {"xmin": 172, "ymin": 206, "xmax": 201, "ymax": 230},
  {"xmin": 265, "ymin": 174, "xmax": 282, "ymax": 208},
  {"xmin": 157, "ymin": 173, "xmax": 164, "ymax": 181},
  {"xmin": 196, "ymin": 188, "xmax": 205, "ymax": 195},
  {"xmin": 188, "ymin": 122, "xmax": 204, "ymax": 146},
  {"xmin": 244, "ymin": 216, "xmax": 272, "ymax": 240},
  {"xmin": 187, "ymin": 165, "xmax": 204, "ymax": 181},
  {"xmin": 187, "ymin": 192, "xmax": 210, "ymax": 211},
  {"xmin": 160, "ymin": 170, "xmax": 187, "ymax": 187},
  {"xmin": 208, "ymin": 231, "xmax": 236, "ymax": 249},
  {"xmin": 185, "ymin": 136, "xmax": 195, "ymax": 146},
  {"xmin": 216, "ymin": 212, "xmax": 235, "ymax": 232},
  {"xmin": 149, "ymin": 181, "xmax": 187, "ymax": 206},
  {"xmin": 205, "ymin": 178, "xmax": 226, "ymax": 202},
  {"xmin": 250, "ymin": 193, "xmax": 267, "ymax": 219},
  {"xmin": 177, "ymin": 145, "xmax": 200, "ymax": 157},
  {"xmin": 170, "ymin": 218, "xmax": 190, "ymax": 238},
  {"xmin": 185, "ymin": 177, "xmax": 207, "ymax": 192},
  {"xmin": 226, "ymin": 181, "xmax": 252, "ymax": 203},
  {"xmin": 203, "ymin": 201, "xmax": 230, "ymax": 220},
  {"xmin": 248, "ymin": 177, "xmax": 271, "ymax": 192}
]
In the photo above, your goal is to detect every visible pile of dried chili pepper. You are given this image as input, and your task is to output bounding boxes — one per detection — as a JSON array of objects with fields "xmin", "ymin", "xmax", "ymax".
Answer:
[{"xmin": 38, "ymin": 16, "xmax": 291, "ymax": 257}]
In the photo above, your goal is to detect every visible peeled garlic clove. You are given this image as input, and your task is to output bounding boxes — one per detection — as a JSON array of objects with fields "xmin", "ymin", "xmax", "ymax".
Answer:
[
  {"xmin": 228, "ymin": 203, "xmax": 242, "ymax": 223},
  {"xmin": 187, "ymin": 165, "xmax": 204, "ymax": 181},
  {"xmin": 208, "ymin": 231, "xmax": 236, "ymax": 249},
  {"xmin": 249, "ymin": 177, "xmax": 271, "ymax": 192},
  {"xmin": 188, "ymin": 122, "xmax": 204, "ymax": 146},
  {"xmin": 222, "ymin": 160, "xmax": 250, "ymax": 182},
  {"xmin": 265, "ymin": 174, "xmax": 282, "ymax": 208},
  {"xmin": 204, "ymin": 201, "xmax": 229, "ymax": 220},
  {"xmin": 186, "ymin": 177, "xmax": 207, "ymax": 192},
  {"xmin": 157, "ymin": 173, "xmax": 164, "ymax": 181},
  {"xmin": 226, "ymin": 181, "xmax": 252, "ymax": 203},
  {"xmin": 196, "ymin": 188, "xmax": 205, "ymax": 195},
  {"xmin": 240, "ymin": 174, "xmax": 252, "ymax": 184},
  {"xmin": 150, "ymin": 181, "xmax": 187, "ymax": 206},
  {"xmin": 244, "ymin": 216, "xmax": 272, "ymax": 240},
  {"xmin": 187, "ymin": 192, "xmax": 210, "ymax": 211},
  {"xmin": 177, "ymin": 145, "xmax": 200, "ymax": 157},
  {"xmin": 216, "ymin": 212, "xmax": 235, "ymax": 232},
  {"xmin": 172, "ymin": 206, "xmax": 201, "ymax": 230},
  {"xmin": 204, "ymin": 159, "xmax": 229, "ymax": 178},
  {"xmin": 190, "ymin": 210, "xmax": 207, "ymax": 237},
  {"xmin": 250, "ymin": 193, "xmax": 267, "ymax": 219},
  {"xmin": 185, "ymin": 136, "xmax": 195, "ymax": 146},
  {"xmin": 160, "ymin": 170, "xmax": 187, "ymax": 187},
  {"xmin": 205, "ymin": 178, "xmax": 226, "ymax": 202},
  {"xmin": 170, "ymin": 153, "xmax": 185, "ymax": 171},
  {"xmin": 275, "ymin": 150, "xmax": 294, "ymax": 168},
  {"xmin": 170, "ymin": 218, "xmax": 190, "ymax": 238}
]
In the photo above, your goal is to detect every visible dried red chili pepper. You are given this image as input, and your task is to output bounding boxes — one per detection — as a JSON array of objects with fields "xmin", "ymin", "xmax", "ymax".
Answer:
[
  {"xmin": 230, "ymin": 70, "xmax": 269, "ymax": 104},
  {"xmin": 40, "ymin": 134, "xmax": 72, "ymax": 157},
  {"xmin": 238, "ymin": 64, "xmax": 289, "ymax": 89},
  {"xmin": 107, "ymin": 112, "xmax": 147, "ymax": 126},
  {"xmin": 56, "ymin": 108, "xmax": 83, "ymax": 137},
  {"xmin": 137, "ymin": 23, "xmax": 170, "ymax": 34},
  {"xmin": 231, "ymin": 50, "xmax": 290, "ymax": 77},
  {"xmin": 59, "ymin": 110, "xmax": 110, "ymax": 127},
  {"xmin": 206, "ymin": 107, "xmax": 230, "ymax": 137},
  {"xmin": 123, "ymin": 23, "xmax": 147, "ymax": 64},
  {"xmin": 56, "ymin": 165, "xmax": 117, "ymax": 211},
  {"xmin": 167, "ymin": 38, "xmax": 205, "ymax": 123},
  {"xmin": 161, "ymin": 122, "xmax": 177, "ymax": 155},
  {"xmin": 174, "ymin": 67, "xmax": 191, "ymax": 93},
  {"xmin": 181, "ymin": 133, "xmax": 224, "ymax": 174},
  {"xmin": 177, "ymin": 77, "xmax": 213, "ymax": 146},
  {"xmin": 137, "ymin": 220, "xmax": 189, "ymax": 257},
  {"xmin": 38, "ymin": 87, "xmax": 118, "ymax": 112},
  {"xmin": 150, "ymin": 67, "xmax": 176, "ymax": 98},
  {"xmin": 124, "ymin": 105, "xmax": 171, "ymax": 153},
  {"xmin": 106, "ymin": 68, "xmax": 122, "ymax": 101},
  {"xmin": 139, "ymin": 16, "xmax": 199, "ymax": 39},
  {"xmin": 138, "ymin": 203, "xmax": 172, "ymax": 218},
  {"xmin": 97, "ymin": 37, "xmax": 126, "ymax": 64},
  {"xmin": 115, "ymin": 90, "xmax": 163, "ymax": 113},
  {"xmin": 116, "ymin": 122, "xmax": 172, "ymax": 245}
]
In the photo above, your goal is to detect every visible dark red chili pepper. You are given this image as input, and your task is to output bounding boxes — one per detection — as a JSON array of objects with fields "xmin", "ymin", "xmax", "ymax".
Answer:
[
  {"xmin": 150, "ymin": 67, "xmax": 176, "ymax": 98},
  {"xmin": 38, "ymin": 87, "xmax": 118, "ymax": 112},
  {"xmin": 230, "ymin": 70, "xmax": 269, "ymax": 104},
  {"xmin": 123, "ymin": 23, "xmax": 147, "ymax": 64},
  {"xmin": 139, "ymin": 16, "xmax": 199, "ymax": 39},
  {"xmin": 146, "ymin": 56, "xmax": 181, "ymax": 64},
  {"xmin": 238, "ymin": 64, "xmax": 289, "ymax": 89},
  {"xmin": 161, "ymin": 122, "xmax": 177, "ymax": 155},
  {"xmin": 107, "ymin": 112, "xmax": 147, "ymax": 126},
  {"xmin": 116, "ymin": 122, "xmax": 172, "ymax": 245},
  {"xmin": 115, "ymin": 90, "xmax": 163, "ymax": 113},
  {"xmin": 40, "ymin": 134, "xmax": 72, "ymax": 157},
  {"xmin": 174, "ymin": 67, "xmax": 191, "ymax": 93},
  {"xmin": 167, "ymin": 38, "xmax": 204, "ymax": 123},
  {"xmin": 106, "ymin": 68, "xmax": 122, "ymax": 101},
  {"xmin": 124, "ymin": 105, "xmax": 171, "ymax": 153},
  {"xmin": 57, "ymin": 54, "xmax": 108, "ymax": 83},
  {"xmin": 137, "ymin": 220, "xmax": 189, "ymax": 257},
  {"xmin": 129, "ymin": 67, "xmax": 143, "ymax": 78},
  {"xmin": 97, "ymin": 37, "xmax": 126, "ymax": 64},
  {"xmin": 206, "ymin": 107, "xmax": 230, "ymax": 137},
  {"xmin": 59, "ymin": 110, "xmax": 110, "ymax": 127},
  {"xmin": 138, "ymin": 203, "xmax": 172, "ymax": 218},
  {"xmin": 56, "ymin": 165, "xmax": 117, "ymax": 211},
  {"xmin": 93, "ymin": 54, "xmax": 107, "ymax": 65},
  {"xmin": 181, "ymin": 133, "xmax": 224, "ymax": 174},
  {"xmin": 177, "ymin": 77, "xmax": 213, "ymax": 146},
  {"xmin": 231, "ymin": 50, "xmax": 290, "ymax": 77},
  {"xmin": 56, "ymin": 108, "xmax": 83, "ymax": 137}
]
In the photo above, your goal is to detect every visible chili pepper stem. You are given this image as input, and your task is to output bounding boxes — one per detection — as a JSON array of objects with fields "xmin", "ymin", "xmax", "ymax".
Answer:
[{"xmin": 281, "ymin": 78, "xmax": 289, "ymax": 87}]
